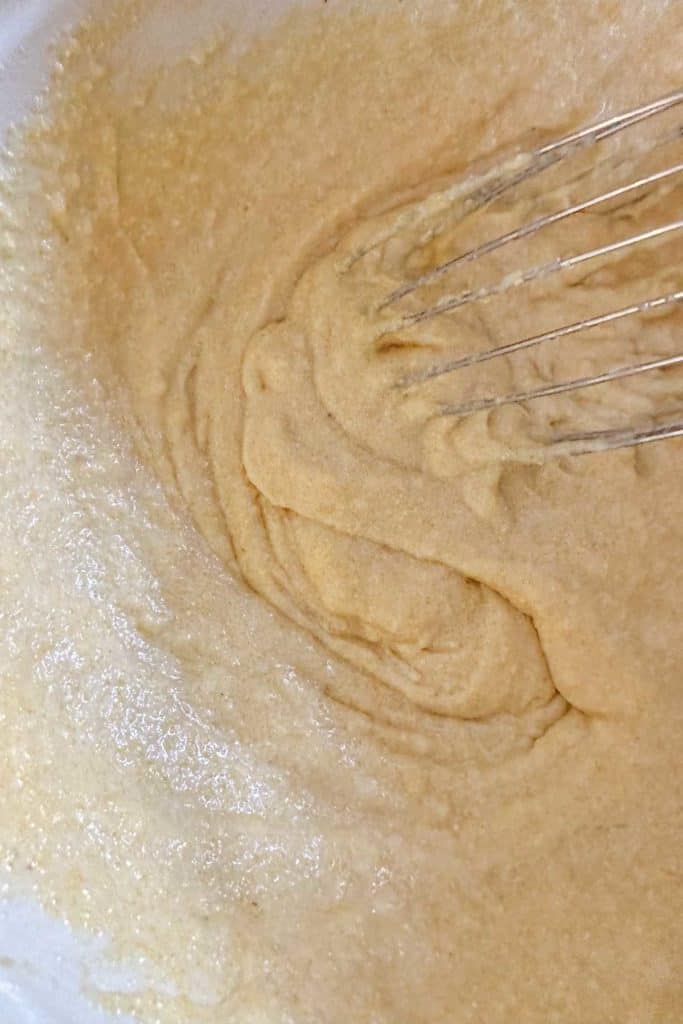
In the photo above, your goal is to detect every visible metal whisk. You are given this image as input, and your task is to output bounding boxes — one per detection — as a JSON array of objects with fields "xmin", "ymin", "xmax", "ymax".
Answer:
[{"xmin": 379, "ymin": 89, "xmax": 683, "ymax": 455}]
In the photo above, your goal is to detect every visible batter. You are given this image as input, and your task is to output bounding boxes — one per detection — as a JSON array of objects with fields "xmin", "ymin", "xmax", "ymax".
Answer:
[{"xmin": 0, "ymin": 1, "xmax": 681, "ymax": 1021}]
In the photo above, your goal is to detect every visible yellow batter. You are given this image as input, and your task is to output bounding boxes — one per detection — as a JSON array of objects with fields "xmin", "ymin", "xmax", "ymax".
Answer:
[{"xmin": 1, "ymin": 1, "xmax": 682, "ymax": 1021}]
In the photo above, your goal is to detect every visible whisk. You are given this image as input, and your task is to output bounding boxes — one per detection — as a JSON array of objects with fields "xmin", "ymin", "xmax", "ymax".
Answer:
[{"xmin": 378, "ymin": 89, "xmax": 683, "ymax": 456}]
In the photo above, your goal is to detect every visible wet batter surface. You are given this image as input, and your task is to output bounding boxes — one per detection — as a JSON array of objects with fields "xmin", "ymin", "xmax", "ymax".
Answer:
[{"xmin": 1, "ymin": 1, "xmax": 682, "ymax": 1021}]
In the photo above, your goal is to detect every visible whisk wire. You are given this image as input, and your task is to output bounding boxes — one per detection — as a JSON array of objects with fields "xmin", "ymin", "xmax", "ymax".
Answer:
[
  {"xmin": 379, "ymin": 89, "xmax": 683, "ymax": 454},
  {"xmin": 399, "ymin": 291, "xmax": 683, "ymax": 387},
  {"xmin": 439, "ymin": 352, "xmax": 683, "ymax": 419},
  {"xmin": 382, "ymin": 162, "xmax": 683, "ymax": 310},
  {"xmin": 386, "ymin": 220, "xmax": 682, "ymax": 331}
]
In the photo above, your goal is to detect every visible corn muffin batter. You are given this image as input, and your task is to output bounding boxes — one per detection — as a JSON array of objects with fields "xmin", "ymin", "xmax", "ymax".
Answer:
[{"xmin": 0, "ymin": 0, "xmax": 682, "ymax": 1021}]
